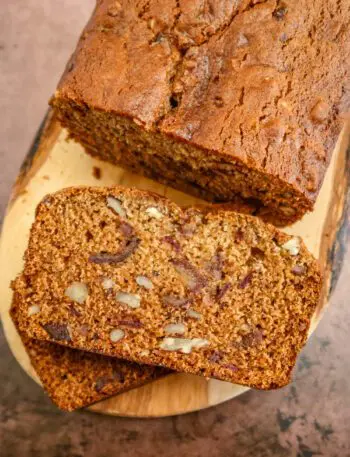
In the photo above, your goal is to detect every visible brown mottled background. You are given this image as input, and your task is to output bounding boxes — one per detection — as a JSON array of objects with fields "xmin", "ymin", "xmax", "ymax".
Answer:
[{"xmin": 0, "ymin": 2, "xmax": 349, "ymax": 456}]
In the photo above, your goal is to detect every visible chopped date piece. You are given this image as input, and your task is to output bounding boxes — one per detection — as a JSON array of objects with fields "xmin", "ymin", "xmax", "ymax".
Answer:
[
  {"xmin": 241, "ymin": 329, "xmax": 264, "ymax": 348},
  {"xmin": 216, "ymin": 283, "xmax": 231, "ymax": 301},
  {"xmin": 79, "ymin": 324, "xmax": 89, "ymax": 336},
  {"xmin": 161, "ymin": 236, "xmax": 181, "ymax": 253},
  {"xmin": 94, "ymin": 375, "xmax": 111, "ymax": 393},
  {"xmin": 273, "ymin": 5, "xmax": 288, "ymax": 20},
  {"xmin": 94, "ymin": 370, "xmax": 125, "ymax": 392},
  {"xmin": 238, "ymin": 272, "xmax": 253, "ymax": 289},
  {"xmin": 112, "ymin": 370, "xmax": 125, "ymax": 383},
  {"xmin": 208, "ymin": 350, "xmax": 224, "ymax": 363},
  {"xmin": 89, "ymin": 237, "xmax": 140, "ymax": 264},
  {"xmin": 222, "ymin": 364, "xmax": 239, "ymax": 372},
  {"xmin": 42, "ymin": 323, "xmax": 71, "ymax": 342},
  {"xmin": 118, "ymin": 318, "xmax": 143, "ymax": 328},
  {"xmin": 206, "ymin": 250, "xmax": 224, "ymax": 280},
  {"xmin": 68, "ymin": 304, "xmax": 81, "ymax": 317},
  {"xmin": 171, "ymin": 258, "xmax": 206, "ymax": 293},
  {"xmin": 292, "ymin": 265, "xmax": 306, "ymax": 275},
  {"xmin": 251, "ymin": 247, "xmax": 265, "ymax": 258},
  {"xmin": 235, "ymin": 229, "xmax": 244, "ymax": 242},
  {"xmin": 119, "ymin": 221, "xmax": 134, "ymax": 237}
]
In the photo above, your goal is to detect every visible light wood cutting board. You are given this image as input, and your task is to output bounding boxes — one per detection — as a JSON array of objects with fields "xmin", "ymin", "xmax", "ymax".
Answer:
[{"xmin": 0, "ymin": 112, "xmax": 349, "ymax": 417}]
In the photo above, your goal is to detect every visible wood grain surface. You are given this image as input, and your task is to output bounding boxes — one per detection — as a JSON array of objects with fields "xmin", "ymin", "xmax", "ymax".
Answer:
[{"xmin": 0, "ymin": 114, "xmax": 349, "ymax": 417}]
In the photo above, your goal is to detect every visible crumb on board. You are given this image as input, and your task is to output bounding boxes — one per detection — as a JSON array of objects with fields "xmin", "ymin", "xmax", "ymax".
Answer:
[{"xmin": 92, "ymin": 166, "xmax": 102, "ymax": 180}]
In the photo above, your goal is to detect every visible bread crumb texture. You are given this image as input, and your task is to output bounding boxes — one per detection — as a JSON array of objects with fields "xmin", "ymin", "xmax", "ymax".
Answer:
[
  {"xmin": 11, "ymin": 301, "xmax": 167, "ymax": 411},
  {"xmin": 12, "ymin": 186, "xmax": 322, "ymax": 390}
]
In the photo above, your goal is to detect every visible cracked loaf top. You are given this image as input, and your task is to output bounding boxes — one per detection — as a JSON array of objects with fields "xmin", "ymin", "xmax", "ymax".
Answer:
[{"xmin": 56, "ymin": 0, "xmax": 349, "ymax": 203}]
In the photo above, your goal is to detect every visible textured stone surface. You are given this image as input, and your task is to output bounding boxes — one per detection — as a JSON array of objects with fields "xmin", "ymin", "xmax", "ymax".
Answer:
[{"xmin": 0, "ymin": 1, "xmax": 350, "ymax": 456}]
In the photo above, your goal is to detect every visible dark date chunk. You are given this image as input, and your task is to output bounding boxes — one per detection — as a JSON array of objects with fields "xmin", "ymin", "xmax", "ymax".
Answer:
[
  {"xmin": 161, "ymin": 236, "xmax": 181, "ymax": 253},
  {"xmin": 171, "ymin": 258, "xmax": 206, "ymax": 293},
  {"xmin": 216, "ymin": 282, "xmax": 231, "ymax": 301},
  {"xmin": 238, "ymin": 272, "xmax": 253, "ymax": 289},
  {"xmin": 89, "ymin": 237, "xmax": 140, "ymax": 264},
  {"xmin": 273, "ymin": 6, "xmax": 288, "ymax": 20},
  {"xmin": 42, "ymin": 323, "xmax": 71, "ymax": 342}
]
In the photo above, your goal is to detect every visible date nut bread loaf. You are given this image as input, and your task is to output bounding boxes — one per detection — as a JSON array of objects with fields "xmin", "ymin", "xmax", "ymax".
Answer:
[
  {"xmin": 51, "ymin": 0, "xmax": 350, "ymax": 225},
  {"xmin": 11, "ymin": 296, "xmax": 167, "ymax": 411},
  {"xmin": 12, "ymin": 186, "xmax": 322, "ymax": 389}
]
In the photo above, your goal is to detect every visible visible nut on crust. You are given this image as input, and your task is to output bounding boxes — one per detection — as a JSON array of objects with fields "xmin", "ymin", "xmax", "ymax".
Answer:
[
  {"xmin": 160, "ymin": 337, "xmax": 209, "ymax": 354},
  {"xmin": 237, "ymin": 33, "xmax": 249, "ymax": 47},
  {"xmin": 280, "ymin": 205, "xmax": 296, "ymax": 217},
  {"xmin": 145, "ymin": 207, "xmax": 163, "ymax": 219},
  {"xmin": 136, "ymin": 275, "xmax": 153, "ymax": 289},
  {"xmin": 65, "ymin": 282, "xmax": 88, "ymax": 304},
  {"xmin": 28, "ymin": 304, "xmax": 40, "ymax": 316},
  {"xmin": 116, "ymin": 292, "xmax": 141, "ymax": 308},
  {"xmin": 282, "ymin": 237, "xmax": 300, "ymax": 256},
  {"xmin": 102, "ymin": 278, "xmax": 115, "ymax": 290},
  {"xmin": 187, "ymin": 309, "xmax": 202, "ymax": 320},
  {"xmin": 164, "ymin": 323, "xmax": 187, "ymax": 335},
  {"xmin": 110, "ymin": 328, "xmax": 125, "ymax": 342},
  {"xmin": 107, "ymin": 195, "xmax": 126, "ymax": 218}
]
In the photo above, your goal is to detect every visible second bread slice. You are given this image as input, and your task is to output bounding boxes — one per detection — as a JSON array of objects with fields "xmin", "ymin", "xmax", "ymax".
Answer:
[{"xmin": 12, "ymin": 186, "xmax": 322, "ymax": 389}]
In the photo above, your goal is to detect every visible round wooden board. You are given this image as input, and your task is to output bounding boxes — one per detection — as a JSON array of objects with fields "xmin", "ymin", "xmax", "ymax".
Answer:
[{"xmin": 1, "ymin": 112, "xmax": 349, "ymax": 417}]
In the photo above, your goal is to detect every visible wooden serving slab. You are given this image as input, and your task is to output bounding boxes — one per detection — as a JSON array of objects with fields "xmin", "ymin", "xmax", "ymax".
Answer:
[{"xmin": 0, "ymin": 112, "xmax": 349, "ymax": 417}]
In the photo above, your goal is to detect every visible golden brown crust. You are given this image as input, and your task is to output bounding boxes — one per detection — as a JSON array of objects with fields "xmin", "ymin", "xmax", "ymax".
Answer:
[
  {"xmin": 51, "ymin": 0, "xmax": 350, "ymax": 224},
  {"xmin": 12, "ymin": 185, "xmax": 322, "ymax": 390}
]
